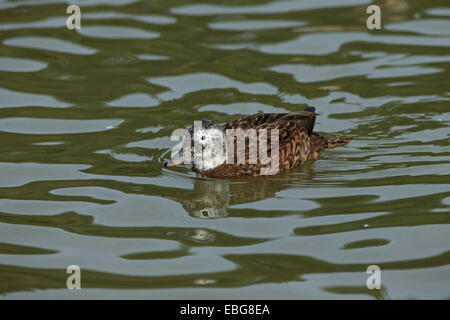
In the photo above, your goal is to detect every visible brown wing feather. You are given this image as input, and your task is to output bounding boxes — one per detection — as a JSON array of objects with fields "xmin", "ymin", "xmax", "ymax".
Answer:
[
  {"xmin": 221, "ymin": 111, "xmax": 316, "ymax": 138},
  {"xmin": 268, "ymin": 120, "xmax": 311, "ymax": 172}
]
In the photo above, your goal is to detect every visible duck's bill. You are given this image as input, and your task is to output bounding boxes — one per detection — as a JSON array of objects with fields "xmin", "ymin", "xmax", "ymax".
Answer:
[{"xmin": 163, "ymin": 159, "xmax": 178, "ymax": 167}]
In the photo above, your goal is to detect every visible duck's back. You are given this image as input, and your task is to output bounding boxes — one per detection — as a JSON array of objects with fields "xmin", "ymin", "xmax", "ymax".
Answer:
[{"xmin": 221, "ymin": 111, "xmax": 315, "ymax": 132}]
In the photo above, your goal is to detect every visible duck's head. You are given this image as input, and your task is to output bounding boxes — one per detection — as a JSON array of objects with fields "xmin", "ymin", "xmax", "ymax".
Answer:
[{"xmin": 164, "ymin": 120, "xmax": 226, "ymax": 173}]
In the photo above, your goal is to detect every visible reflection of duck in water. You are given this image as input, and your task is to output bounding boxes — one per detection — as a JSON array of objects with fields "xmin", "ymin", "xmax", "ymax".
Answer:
[
  {"xmin": 164, "ymin": 107, "xmax": 351, "ymax": 178},
  {"xmin": 165, "ymin": 179, "xmax": 229, "ymax": 219},
  {"xmin": 167, "ymin": 163, "xmax": 315, "ymax": 219},
  {"xmin": 164, "ymin": 229, "xmax": 216, "ymax": 243},
  {"xmin": 180, "ymin": 179, "xmax": 230, "ymax": 219}
]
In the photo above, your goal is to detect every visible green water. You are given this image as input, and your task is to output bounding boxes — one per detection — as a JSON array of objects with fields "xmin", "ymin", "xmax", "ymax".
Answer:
[{"xmin": 0, "ymin": 0, "xmax": 449, "ymax": 299}]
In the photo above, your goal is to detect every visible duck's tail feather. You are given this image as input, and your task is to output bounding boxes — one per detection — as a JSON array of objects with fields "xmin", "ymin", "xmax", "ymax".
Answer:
[
  {"xmin": 310, "ymin": 133, "xmax": 352, "ymax": 152},
  {"xmin": 325, "ymin": 136, "xmax": 353, "ymax": 148}
]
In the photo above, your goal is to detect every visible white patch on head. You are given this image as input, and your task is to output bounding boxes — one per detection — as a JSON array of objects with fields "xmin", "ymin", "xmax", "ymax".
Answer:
[{"xmin": 192, "ymin": 126, "xmax": 226, "ymax": 172}]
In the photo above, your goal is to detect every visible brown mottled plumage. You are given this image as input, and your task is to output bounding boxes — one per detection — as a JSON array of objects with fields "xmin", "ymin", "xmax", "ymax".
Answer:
[{"xmin": 164, "ymin": 107, "xmax": 351, "ymax": 178}]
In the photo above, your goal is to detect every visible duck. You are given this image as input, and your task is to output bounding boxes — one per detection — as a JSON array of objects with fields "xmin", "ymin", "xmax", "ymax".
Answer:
[{"xmin": 163, "ymin": 107, "xmax": 351, "ymax": 178}]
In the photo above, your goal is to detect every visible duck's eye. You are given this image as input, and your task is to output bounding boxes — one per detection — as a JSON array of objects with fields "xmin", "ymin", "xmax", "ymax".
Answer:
[{"xmin": 201, "ymin": 136, "xmax": 206, "ymax": 141}]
